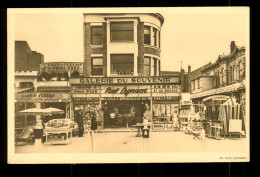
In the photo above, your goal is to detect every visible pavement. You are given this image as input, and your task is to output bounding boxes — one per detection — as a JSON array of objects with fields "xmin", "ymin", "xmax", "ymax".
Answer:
[{"xmin": 15, "ymin": 130, "xmax": 247, "ymax": 153}]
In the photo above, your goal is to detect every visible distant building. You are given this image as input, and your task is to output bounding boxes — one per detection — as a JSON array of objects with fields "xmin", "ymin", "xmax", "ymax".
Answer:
[
  {"xmin": 190, "ymin": 41, "xmax": 246, "ymax": 106},
  {"xmin": 15, "ymin": 41, "xmax": 44, "ymax": 71},
  {"xmin": 40, "ymin": 62, "xmax": 84, "ymax": 75}
]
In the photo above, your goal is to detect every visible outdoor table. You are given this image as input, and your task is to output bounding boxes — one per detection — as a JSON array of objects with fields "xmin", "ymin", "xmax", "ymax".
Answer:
[
  {"xmin": 44, "ymin": 128, "xmax": 72, "ymax": 145},
  {"xmin": 132, "ymin": 124, "xmax": 144, "ymax": 137}
]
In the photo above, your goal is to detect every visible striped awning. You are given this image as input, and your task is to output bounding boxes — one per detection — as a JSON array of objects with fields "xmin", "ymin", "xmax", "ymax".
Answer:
[{"xmin": 15, "ymin": 92, "xmax": 71, "ymax": 103}]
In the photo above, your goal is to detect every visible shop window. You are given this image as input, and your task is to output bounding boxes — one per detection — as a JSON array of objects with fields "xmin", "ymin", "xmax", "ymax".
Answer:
[
  {"xmin": 110, "ymin": 54, "xmax": 134, "ymax": 74},
  {"xmin": 19, "ymin": 82, "xmax": 33, "ymax": 88},
  {"xmin": 91, "ymin": 26, "xmax": 103, "ymax": 45},
  {"xmin": 143, "ymin": 57, "xmax": 150, "ymax": 76},
  {"xmin": 91, "ymin": 57, "xmax": 103, "ymax": 76},
  {"xmin": 152, "ymin": 28, "xmax": 157, "ymax": 46},
  {"xmin": 110, "ymin": 22, "xmax": 134, "ymax": 42},
  {"xmin": 144, "ymin": 26, "xmax": 150, "ymax": 45}
]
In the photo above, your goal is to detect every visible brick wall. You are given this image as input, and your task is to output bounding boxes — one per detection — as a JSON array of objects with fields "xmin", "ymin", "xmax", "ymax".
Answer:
[
  {"xmin": 144, "ymin": 47, "xmax": 160, "ymax": 57},
  {"xmin": 138, "ymin": 22, "xmax": 144, "ymax": 76},
  {"xmin": 84, "ymin": 23, "xmax": 107, "ymax": 77}
]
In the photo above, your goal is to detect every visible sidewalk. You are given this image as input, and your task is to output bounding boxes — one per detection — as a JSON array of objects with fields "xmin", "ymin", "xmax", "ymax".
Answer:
[{"xmin": 15, "ymin": 131, "xmax": 247, "ymax": 153}]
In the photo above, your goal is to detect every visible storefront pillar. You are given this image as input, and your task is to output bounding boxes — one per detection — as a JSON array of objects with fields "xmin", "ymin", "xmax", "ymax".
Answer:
[{"xmin": 70, "ymin": 101, "xmax": 74, "ymax": 120}]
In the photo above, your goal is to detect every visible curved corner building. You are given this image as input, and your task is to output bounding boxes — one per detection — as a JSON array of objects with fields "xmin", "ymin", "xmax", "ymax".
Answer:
[{"xmin": 69, "ymin": 13, "xmax": 181, "ymax": 129}]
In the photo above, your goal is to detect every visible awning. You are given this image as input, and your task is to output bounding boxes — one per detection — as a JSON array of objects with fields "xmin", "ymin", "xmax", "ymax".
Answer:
[
  {"xmin": 203, "ymin": 95, "xmax": 230, "ymax": 102},
  {"xmin": 15, "ymin": 92, "xmax": 71, "ymax": 103},
  {"xmin": 191, "ymin": 82, "xmax": 242, "ymax": 99}
]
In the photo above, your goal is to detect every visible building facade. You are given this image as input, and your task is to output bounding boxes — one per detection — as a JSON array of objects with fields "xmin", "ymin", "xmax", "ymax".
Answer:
[
  {"xmin": 15, "ymin": 41, "xmax": 44, "ymax": 71},
  {"xmin": 190, "ymin": 41, "xmax": 246, "ymax": 107},
  {"xmin": 69, "ymin": 13, "xmax": 181, "ymax": 129}
]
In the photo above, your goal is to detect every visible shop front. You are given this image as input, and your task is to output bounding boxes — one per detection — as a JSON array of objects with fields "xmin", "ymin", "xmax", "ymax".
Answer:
[
  {"xmin": 15, "ymin": 91, "xmax": 71, "ymax": 137},
  {"xmin": 70, "ymin": 77, "xmax": 181, "ymax": 130}
]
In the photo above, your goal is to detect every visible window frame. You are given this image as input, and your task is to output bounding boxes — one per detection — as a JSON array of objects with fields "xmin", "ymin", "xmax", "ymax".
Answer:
[
  {"xmin": 91, "ymin": 26, "xmax": 103, "ymax": 45},
  {"xmin": 91, "ymin": 57, "xmax": 104, "ymax": 76},
  {"xmin": 110, "ymin": 21, "xmax": 134, "ymax": 42},
  {"xmin": 152, "ymin": 28, "xmax": 157, "ymax": 47},
  {"xmin": 110, "ymin": 54, "xmax": 134, "ymax": 75},
  {"xmin": 143, "ymin": 56, "xmax": 151, "ymax": 76},
  {"xmin": 144, "ymin": 26, "xmax": 151, "ymax": 45}
]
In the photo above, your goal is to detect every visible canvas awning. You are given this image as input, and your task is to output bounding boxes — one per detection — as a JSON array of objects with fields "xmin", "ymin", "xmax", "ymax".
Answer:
[{"xmin": 15, "ymin": 92, "xmax": 71, "ymax": 103}]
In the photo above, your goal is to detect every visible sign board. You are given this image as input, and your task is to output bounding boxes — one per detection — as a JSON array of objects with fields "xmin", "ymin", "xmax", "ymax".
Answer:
[
  {"xmin": 69, "ymin": 77, "xmax": 180, "ymax": 85},
  {"xmin": 203, "ymin": 95, "xmax": 230, "ymax": 102},
  {"xmin": 229, "ymin": 119, "xmax": 242, "ymax": 132},
  {"xmin": 40, "ymin": 62, "xmax": 83, "ymax": 74}
]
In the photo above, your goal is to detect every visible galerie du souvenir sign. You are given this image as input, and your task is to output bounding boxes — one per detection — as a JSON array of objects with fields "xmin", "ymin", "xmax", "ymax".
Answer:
[{"xmin": 69, "ymin": 76, "xmax": 180, "ymax": 85}]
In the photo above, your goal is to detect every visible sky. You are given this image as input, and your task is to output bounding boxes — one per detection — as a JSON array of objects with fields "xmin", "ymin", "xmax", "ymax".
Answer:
[{"xmin": 14, "ymin": 8, "xmax": 249, "ymax": 72}]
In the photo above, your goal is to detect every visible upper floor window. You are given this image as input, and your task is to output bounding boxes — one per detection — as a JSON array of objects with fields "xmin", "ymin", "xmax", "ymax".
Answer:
[
  {"xmin": 91, "ymin": 57, "xmax": 103, "ymax": 76},
  {"xmin": 198, "ymin": 79, "xmax": 200, "ymax": 89},
  {"xmin": 144, "ymin": 26, "xmax": 151, "ymax": 45},
  {"xmin": 91, "ymin": 26, "xmax": 103, "ymax": 45},
  {"xmin": 110, "ymin": 54, "xmax": 134, "ymax": 74},
  {"xmin": 151, "ymin": 58, "xmax": 158, "ymax": 76},
  {"xmin": 152, "ymin": 28, "xmax": 157, "ymax": 46},
  {"xmin": 143, "ymin": 57, "xmax": 150, "ymax": 76},
  {"xmin": 110, "ymin": 22, "xmax": 134, "ymax": 42}
]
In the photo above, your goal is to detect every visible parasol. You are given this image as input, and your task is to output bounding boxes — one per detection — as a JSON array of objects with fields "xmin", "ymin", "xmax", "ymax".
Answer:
[
  {"xmin": 44, "ymin": 107, "xmax": 64, "ymax": 114},
  {"xmin": 19, "ymin": 108, "xmax": 51, "ymax": 115}
]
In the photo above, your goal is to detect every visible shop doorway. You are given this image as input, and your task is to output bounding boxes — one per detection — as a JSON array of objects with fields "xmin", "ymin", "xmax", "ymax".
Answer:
[{"xmin": 102, "ymin": 100, "xmax": 150, "ymax": 128}]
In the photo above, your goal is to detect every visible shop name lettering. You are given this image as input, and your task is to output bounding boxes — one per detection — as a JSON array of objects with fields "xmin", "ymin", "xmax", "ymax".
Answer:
[
  {"xmin": 21, "ymin": 93, "xmax": 55, "ymax": 97},
  {"xmin": 105, "ymin": 87, "xmax": 148, "ymax": 96},
  {"xmin": 79, "ymin": 77, "xmax": 172, "ymax": 84},
  {"xmin": 116, "ymin": 71, "xmax": 134, "ymax": 75}
]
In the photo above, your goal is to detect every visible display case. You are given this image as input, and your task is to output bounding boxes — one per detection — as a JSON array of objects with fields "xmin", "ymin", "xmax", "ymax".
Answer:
[{"xmin": 44, "ymin": 119, "xmax": 74, "ymax": 145}]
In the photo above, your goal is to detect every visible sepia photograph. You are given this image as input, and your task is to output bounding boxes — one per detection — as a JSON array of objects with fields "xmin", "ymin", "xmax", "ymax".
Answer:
[{"xmin": 7, "ymin": 7, "xmax": 250, "ymax": 163}]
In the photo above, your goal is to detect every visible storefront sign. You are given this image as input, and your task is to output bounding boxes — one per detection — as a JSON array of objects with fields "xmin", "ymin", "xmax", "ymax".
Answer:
[
  {"xmin": 104, "ymin": 87, "xmax": 148, "ymax": 96},
  {"xmin": 72, "ymin": 97, "xmax": 99, "ymax": 101},
  {"xmin": 71, "ymin": 86, "xmax": 100, "ymax": 94},
  {"xmin": 102, "ymin": 97, "xmax": 150, "ymax": 101},
  {"xmin": 152, "ymin": 96, "xmax": 180, "ymax": 101},
  {"xmin": 202, "ymin": 95, "xmax": 230, "ymax": 102},
  {"xmin": 181, "ymin": 101, "xmax": 192, "ymax": 105},
  {"xmin": 15, "ymin": 92, "xmax": 71, "ymax": 102},
  {"xmin": 117, "ymin": 71, "xmax": 134, "ymax": 75},
  {"xmin": 152, "ymin": 85, "xmax": 180, "ymax": 93},
  {"xmin": 16, "ymin": 92, "xmax": 68, "ymax": 99},
  {"xmin": 40, "ymin": 62, "xmax": 83, "ymax": 73},
  {"xmin": 70, "ymin": 77, "xmax": 180, "ymax": 85}
]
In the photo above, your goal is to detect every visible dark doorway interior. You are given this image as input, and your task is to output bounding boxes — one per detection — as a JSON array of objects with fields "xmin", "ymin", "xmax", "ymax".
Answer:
[{"xmin": 102, "ymin": 100, "xmax": 150, "ymax": 128}]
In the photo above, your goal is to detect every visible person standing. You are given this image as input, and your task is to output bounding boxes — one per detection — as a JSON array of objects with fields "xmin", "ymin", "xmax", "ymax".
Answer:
[
  {"xmin": 110, "ymin": 111, "xmax": 115, "ymax": 128},
  {"xmin": 91, "ymin": 112, "xmax": 98, "ymax": 132},
  {"xmin": 75, "ymin": 109, "xmax": 84, "ymax": 137}
]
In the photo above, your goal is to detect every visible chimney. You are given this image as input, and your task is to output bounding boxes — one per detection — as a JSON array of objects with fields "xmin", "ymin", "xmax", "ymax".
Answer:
[
  {"xmin": 230, "ymin": 41, "xmax": 236, "ymax": 53},
  {"xmin": 188, "ymin": 65, "xmax": 191, "ymax": 73}
]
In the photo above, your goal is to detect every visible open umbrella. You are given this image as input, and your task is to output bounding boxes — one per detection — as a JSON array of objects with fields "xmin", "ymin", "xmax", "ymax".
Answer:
[
  {"xmin": 19, "ymin": 108, "xmax": 51, "ymax": 116},
  {"xmin": 44, "ymin": 107, "xmax": 64, "ymax": 114}
]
